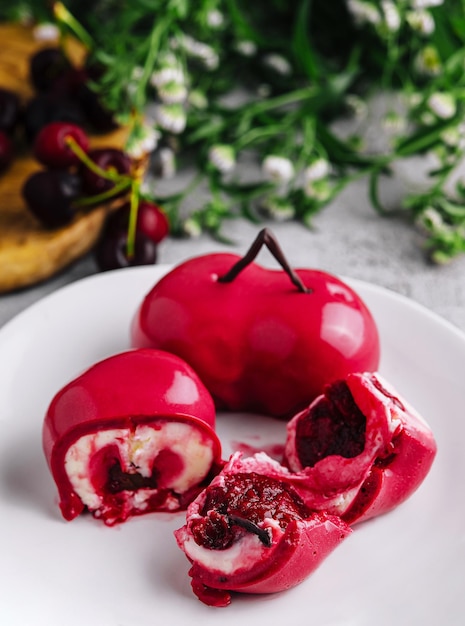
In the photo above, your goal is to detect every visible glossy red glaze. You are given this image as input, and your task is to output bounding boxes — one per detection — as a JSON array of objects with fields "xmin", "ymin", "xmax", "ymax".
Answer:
[
  {"xmin": 43, "ymin": 349, "xmax": 222, "ymax": 522},
  {"xmin": 284, "ymin": 372, "xmax": 437, "ymax": 524},
  {"xmin": 131, "ymin": 253, "xmax": 380, "ymax": 418},
  {"xmin": 175, "ymin": 452, "xmax": 351, "ymax": 606}
]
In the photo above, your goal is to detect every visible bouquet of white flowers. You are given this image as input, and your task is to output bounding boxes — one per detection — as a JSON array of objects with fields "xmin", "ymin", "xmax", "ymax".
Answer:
[{"xmin": 4, "ymin": 0, "xmax": 465, "ymax": 262}]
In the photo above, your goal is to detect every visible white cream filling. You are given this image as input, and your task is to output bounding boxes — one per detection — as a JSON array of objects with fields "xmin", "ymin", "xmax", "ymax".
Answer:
[{"xmin": 64, "ymin": 422, "xmax": 215, "ymax": 513}]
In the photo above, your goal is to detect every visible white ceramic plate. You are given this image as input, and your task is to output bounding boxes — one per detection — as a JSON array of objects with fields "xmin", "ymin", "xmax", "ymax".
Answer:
[{"xmin": 0, "ymin": 266, "xmax": 464, "ymax": 626}]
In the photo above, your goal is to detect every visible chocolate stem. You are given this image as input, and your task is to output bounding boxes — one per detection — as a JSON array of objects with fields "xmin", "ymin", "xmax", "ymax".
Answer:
[
  {"xmin": 227, "ymin": 514, "xmax": 272, "ymax": 547},
  {"xmin": 217, "ymin": 228, "xmax": 310, "ymax": 293}
]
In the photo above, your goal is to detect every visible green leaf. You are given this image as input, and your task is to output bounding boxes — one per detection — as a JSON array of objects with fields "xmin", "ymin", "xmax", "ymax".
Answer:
[{"xmin": 291, "ymin": 0, "xmax": 319, "ymax": 80}]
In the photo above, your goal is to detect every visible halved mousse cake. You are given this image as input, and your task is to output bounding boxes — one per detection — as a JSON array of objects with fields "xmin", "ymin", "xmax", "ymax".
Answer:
[
  {"xmin": 284, "ymin": 372, "xmax": 437, "ymax": 524},
  {"xmin": 43, "ymin": 349, "xmax": 222, "ymax": 525},
  {"xmin": 175, "ymin": 452, "xmax": 351, "ymax": 607}
]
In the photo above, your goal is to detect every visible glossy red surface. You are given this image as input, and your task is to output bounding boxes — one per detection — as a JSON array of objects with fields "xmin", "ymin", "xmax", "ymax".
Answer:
[
  {"xmin": 131, "ymin": 254, "xmax": 380, "ymax": 418},
  {"xmin": 43, "ymin": 349, "xmax": 222, "ymax": 522}
]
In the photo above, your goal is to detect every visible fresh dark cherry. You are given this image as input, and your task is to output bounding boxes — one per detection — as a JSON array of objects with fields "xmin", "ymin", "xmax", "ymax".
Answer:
[
  {"xmin": 110, "ymin": 200, "xmax": 169, "ymax": 243},
  {"xmin": 190, "ymin": 473, "xmax": 309, "ymax": 550},
  {"xmin": 80, "ymin": 148, "xmax": 132, "ymax": 195},
  {"xmin": 137, "ymin": 200, "xmax": 170, "ymax": 243},
  {"xmin": 94, "ymin": 225, "xmax": 158, "ymax": 271},
  {"xmin": 23, "ymin": 94, "xmax": 86, "ymax": 142},
  {"xmin": 0, "ymin": 88, "xmax": 21, "ymax": 134},
  {"xmin": 76, "ymin": 60, "xmax": 118, "ymax": 133},
  {"xmin": 34, "ymin": 121, "xmax": 89, "ymax": 168},
  {"xmin": 22, "ymin": 170, "xmax": 82, "ymax": 228},
  {"xmin": 29, "ymin": 47, "xmax": 72, "ymax": 92},
  {"xmin": 77, "ymin": 83, "xmax": 117, "ymax": 134},
  {"xmin": 0, "ymin": 130, "xmax": 14, "ymax": 172},
  {"xmin": 295, "ymin": 380, "xmax": 366, "ymax": 468}
]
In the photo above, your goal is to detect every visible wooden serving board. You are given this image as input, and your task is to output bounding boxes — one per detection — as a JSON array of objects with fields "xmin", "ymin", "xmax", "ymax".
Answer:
[{"xmin": 0, "ymin": 23, "xmax": 129, "ymax": 293}]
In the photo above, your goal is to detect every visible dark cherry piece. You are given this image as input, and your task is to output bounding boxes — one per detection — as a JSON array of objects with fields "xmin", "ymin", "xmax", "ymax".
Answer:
[
  {"xmin": 77, "ymin": 83, "xmax": 117, "ymax": 134},
  {"xmin": 23, "ymin": 94, "xmax": 86, "ymax": 142},
  {"xmin": 29, "ymin": 47, "xmax": 72, "ymax": 93},
  {"xmin": 0, "ymin": 88, "xmax": 21, "ymax": 134},
  {"xmin": 94, "ymin": 226, "xmax": 158, "ymax": 271},
  {"xmin": 22, "ymin": 170, "xmax": 82, "ymax": 228},
  {"xmin": 110, "ymin": 200, "xmax": 169, "ymax": 244},
  {"xmin": 137, "ymin": 200, "xmax": 170, "ymax": 243},
  {"xmin": 0, "ymin": 130, "xmax": 13, "ymax": 172},
  {"xmin": 34, "ymin": 121, "xmax": 89, "ymax": 169},
  {"xmin": 80, "ymin": 148, "xmax": 132, "ymax": 195}
]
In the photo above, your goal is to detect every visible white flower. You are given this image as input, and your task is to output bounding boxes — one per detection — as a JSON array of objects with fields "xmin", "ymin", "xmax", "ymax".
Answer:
[
  {"xmin": 262, "ymin": 156, "xmax": 295, "ymax": 183},
  {"xmin": 150, "ymin": 66, "xmax": 185, "ymax": 89},
  {"xmin": 416, "ymin": 207, "xmax": 446, "ymax": 234},
  {"xmin": 157, "ymin": 81, "xmax": 188, "ymax": 104},
  {"xmin": 381, "ymin": 1, "xmax": 401, "ymax": 32},
  {"xmin": 263, "ymin": 53, "xmax": 292, "ymax": 76},
  {"xmin": 303, "ymin": 179, "xmax": 332, "ymax": 202},
  {"xmin": 382, "ymin": 111, "xmax": 407, "ymax": 134},
  {"xmin": 303, "ymin": 159, "xmax": 331, "ymax": 183},
  {"xmin": 414, "ymin": 45, "xmax": 442, "ymax": 76},
  {"xmin": 406, "ymin": 10, "xmax": 435, "ymax": 35},
  {"xmin": 188, "ymin": 89, "xmax": 208, "ymax": 109},
  {"xmin": 235, "ymin": 40, "xmax": 257, "ymax": 57},
  {"xmin": 345, "ymin": 94, "xmax": 368, "ymax": 118},
  {"xmin": 346, "ymin": 0, "xmax": 381, "ymax": 26},
  {"xmin": 259, "ymin": 196, "xmax": 296, "ymax": 221},
  {"xmin": 182, "ymin": 217, "xmax": 202, "ymax": 238},
  {"xmin": 152, "ymin": 147, "xmax": 176, "ymax": 179},
  {"xmin": 155, "ymin": 104, "xmax": 187, "ymax": 134},
  {"xmin": 181, "ymin": 35, "xmax": 219, "ymax": 70},
  {"xmin": 126, "ymin": 125, "xmax": 160, "ymax": 159},
  {"xmin": 428, "ymin": 92, "xmax": 456, "ymax": 119},
  {"xmin": 33, "ymin": 22, "xmax": 60, "ymax": 41},
  {"xmin": 207, "ymin": 9, "xmax": 224, "ymax": 28},
  {"xmin": 410, "ymin": 0, "xmax": 443, "ymax": 9},
  {"xmin": 208, "ymin": 145, "xmax": 236, "ymax": 173}
]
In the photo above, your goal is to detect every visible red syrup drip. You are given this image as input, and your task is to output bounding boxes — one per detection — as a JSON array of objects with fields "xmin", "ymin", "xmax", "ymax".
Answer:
[{"xmin": 190, "ymin": 573, "xmax": 231, "ymax": 607}]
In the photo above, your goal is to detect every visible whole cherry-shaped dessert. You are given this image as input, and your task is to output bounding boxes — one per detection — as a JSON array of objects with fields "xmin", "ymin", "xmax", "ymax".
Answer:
[
  {"xmin": 132, "ymin": 228, "xmax": 380, "ymax": 418},
  {"xmin": 34, "ymin": 121, "xmax": 89, "ymax": 168},
  {"xmin": 22, "ymin": 169, "xmax": 81, "ymax": 228}
]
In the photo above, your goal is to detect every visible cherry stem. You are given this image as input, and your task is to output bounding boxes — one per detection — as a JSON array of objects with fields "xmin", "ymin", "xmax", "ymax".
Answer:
[
  {"xmin": 65, "ymin": 136, "xmax": 131, "ymax": 184},
  {"xmin": 73, "ymin": 179, "xmax": 131, "ymax": 207},
  {"xmin": 126, "ymin": 178, "xmax": 141, "ymax": 259},
  {"xmin": 227, "ymin": 514, "xmax": 271, "ymax": 547},
  {"xmin": 218, "ymin": 228, "xmax": 310, "ymax": 293}
]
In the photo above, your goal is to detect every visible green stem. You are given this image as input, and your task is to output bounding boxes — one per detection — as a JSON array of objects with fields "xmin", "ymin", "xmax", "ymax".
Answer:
[
  {"xmin": 134, "ymin": 16, "xmax": 170, "ymax": 112},
  {"xmin": 73, "ymin": 179, "xmax": 131, "ymax": 207},
  {"xmin": 126, "ymin": 179, "xmax": 141, "ymax": 258},
  {"xmin": 53, "ymin": 2, "xmax": 94, "ymax": 50},
  {"xmin": 65, "ymin": 136, "xmax": 131, "ymax": 183}
]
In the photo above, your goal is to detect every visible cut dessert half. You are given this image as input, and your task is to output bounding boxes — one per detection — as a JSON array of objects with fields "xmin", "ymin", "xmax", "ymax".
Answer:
[
  {"xmin": 175, "ymin": 452, "xmax": 351, "ymax": 607},
  {"xmin": 43, "ymin": 349, "xmax": 222, "ymax": 525},
  {"xmin": 284, "ymin": 372, "xmax": 437, "ymax": 524}
]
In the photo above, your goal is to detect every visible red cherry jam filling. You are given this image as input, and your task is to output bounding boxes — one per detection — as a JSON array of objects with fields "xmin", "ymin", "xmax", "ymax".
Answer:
[
  {"xmin": 89, "ymin": 445, "xmax": 184, "ymax": 494},
  {"xmin": 295, "ymin": 380, "xmax": 366, "ymax": 468},
  {"xmin": 190, "ymin": 473, "xmax": 310, "ymax": 550}
]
